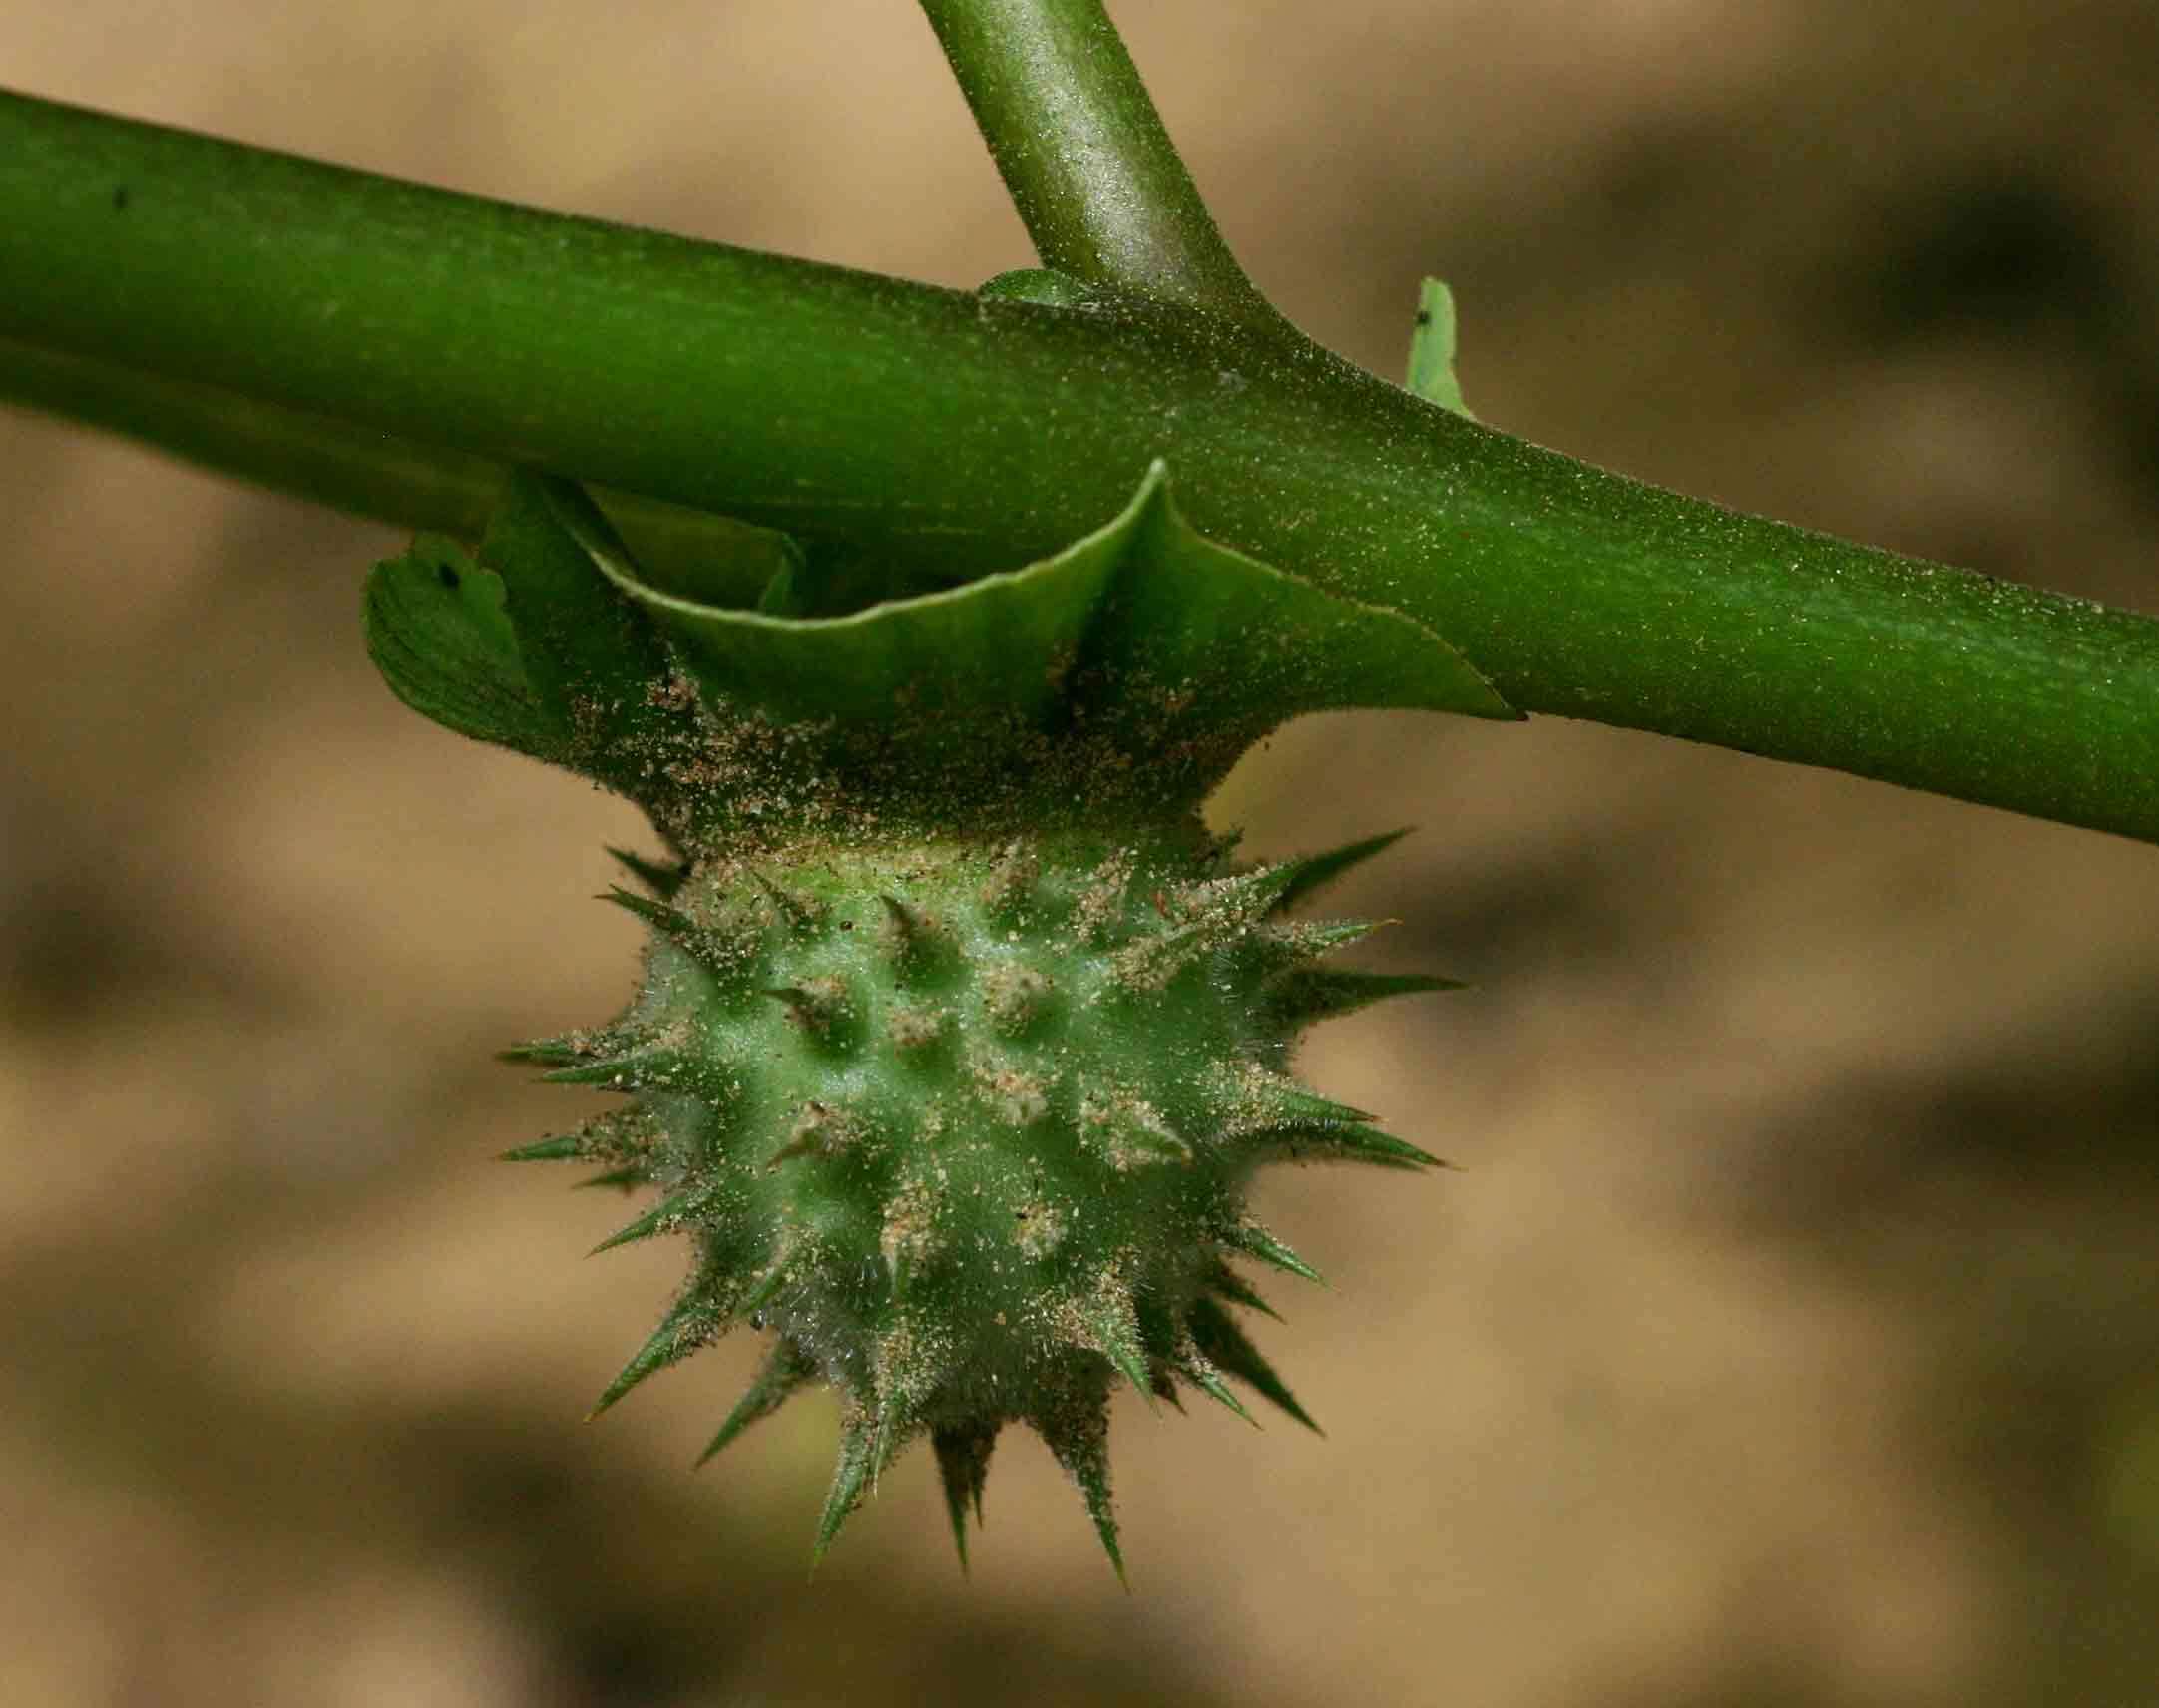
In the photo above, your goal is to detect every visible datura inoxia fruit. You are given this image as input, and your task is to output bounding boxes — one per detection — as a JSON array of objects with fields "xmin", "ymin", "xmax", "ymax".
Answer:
[{"xmin": 365, "ymin": 456, "xmax": 1513, "ymax": 1577}]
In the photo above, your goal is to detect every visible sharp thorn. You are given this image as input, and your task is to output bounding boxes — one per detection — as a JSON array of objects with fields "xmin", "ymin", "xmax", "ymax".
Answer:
[
  {"xmin": 751, "ymin": 870, "xmax": 822, "ymax": 934},
  {"xmin": 599, "ymin": 884, "xmax": 751, "ymax": 977},
  {"xmin": 1222, "ymin": 1220, "xmax": 1326, "ymax": 1286},
  {"xmin": 762, "ymin": 978, "xmax": 853, "ymax": 1041},
  {"xmin": 497, "ymin": 1036, "xmax": 589, "ymax": 1068},
  {"xmin": 573, "ymin": 1165, "xmax": 648, "ymax": 1193},
  {"xmin": 1211, "ymin": 1067, "xmax": 1375, "ymax": 1135},
  {"xmin": 1178, "ymin": 1356, "xmax": 1261, "ymax": 1428},
  {"xmin": 586, "ymin": 1299, "xmax": 713, "ymax": 1421},
  {"xmin": 588, "ymin": 1187, "xmax": 701, "ymax": 1255},
  {"xmin": 877, "ymin": 894, "xmax": 945, "ymax": 975},
  {"xmin": 868, "ymin": 1405, "xmax": 913, "ymax": 1494},
  {"xmin": 542, "ymin": 1046, "xmax": 690, "ymax": 1091},
  {"xmin": 1041, "ymin": 1405, "xmax": 1126, "ymax": 1589},
  {"xmin": 1080, "ymin": 1304, "xmax": 1158, "ymax": 1411},
  {"xmin": 932, "ymin": 1423, "xmax": 999, "ymax": 1576},
  {"xmin": 810, "ymin": 1426, "xmax": 874, "ymax": 1570},
  {"xmin": 1202, "ymin": 1259, "xmax": 1284, "ymax": 1322},
  {"xmin": 598, "ymin": 883, "xmax": 698, "ymax": 938},
  {"xmin": 738, "ymin": 1257, "xmax": 791, "ymax": 1318},
  {"xmin": 606, "ymin": 845, "xmax": 688, "ymax": 899},
  {"xmin": 979, "ymin": 840, "xmax": 1040, "ymax": 919},
  {"xmin": 1275, "ymin": 1125, "xmax": 1450, "ymax": 1171},
  {"xmin": 1080, "ymin": 1095, "xmax": 1194, "ymax": 1170},
  {"xmin": 694, "ymin": 1338, "xmax": 814, "ymax": 1467},
  {"xmin": 498, "ymin": 1133, "xmax": 584, "ymax": 1163},
  {"xmin": 1267, "ymin": 969, "xmax": 1464, "ymax": 1027},
  {"xmin": 1268, "ymin": 828, "xmax": 1413, "ymax": 915},
  {"xmin": 982, "ymin": 964, "xmax": 1055, "ymax": 1037},
  {"xmin": 1188, "ymin": 1297, "xmax": 1322, "ymax": 1434},
  {"xmin": 1265, "ymin": 919, "xmax": 1385, "ymax": 969},
  {"xmin": 879, "ymin": 893, "xmax": 923, "ymax": 934}
]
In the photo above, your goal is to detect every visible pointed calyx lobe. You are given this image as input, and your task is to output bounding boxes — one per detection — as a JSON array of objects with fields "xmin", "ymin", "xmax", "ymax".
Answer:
[{"xmin": 364, "ymin": 461, "xmax": 1502, "ymax": 1572}]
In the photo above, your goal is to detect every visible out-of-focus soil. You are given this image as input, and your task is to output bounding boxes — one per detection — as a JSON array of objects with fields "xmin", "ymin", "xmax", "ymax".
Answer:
[{"xmin": 4, "ymin": 4, "xmax": 2158, "ymax": 1704}]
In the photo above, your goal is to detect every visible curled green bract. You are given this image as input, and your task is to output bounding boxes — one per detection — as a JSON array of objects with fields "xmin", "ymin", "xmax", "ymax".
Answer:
[
  {"xmin": 364, "ymin": 464, "xmax": 1507, "ymax": 1574},
  {"xmin": 369, "ymin": 461, "xmax": 1511, "ymax": 846}
]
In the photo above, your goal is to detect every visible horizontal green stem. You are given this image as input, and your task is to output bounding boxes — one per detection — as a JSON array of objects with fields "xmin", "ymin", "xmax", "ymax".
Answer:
[
  {"xmin": 0, "ymin": 335, "xmax": 793, "ymax": 597},
  {"xmin": 0, "ymin": 333, "xmax": 505, "ymax": 531},
  {"xmin": 916, "ymin": 0, "xmax": 1283, "ymax": 330},
  {"xmin": 4, "ymin": 87, "xmax": 2159, "ymax": 841}
]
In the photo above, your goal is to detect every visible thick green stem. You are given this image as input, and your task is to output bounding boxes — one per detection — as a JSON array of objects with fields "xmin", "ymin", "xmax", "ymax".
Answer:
[
  {"xmin": 5, "ymin": 88, "xmax": 2159, "ymax": 842},
  {"xmin": 916, "ymin": 0, "xmax": 1283, "ymax": 331},
  {"xmin": 0, "ymin": 333, "xmax": 504, "ymax": 532},
  {"xmin": 0, "ymin": 336, "xmax": 793, "ymax": 594}
]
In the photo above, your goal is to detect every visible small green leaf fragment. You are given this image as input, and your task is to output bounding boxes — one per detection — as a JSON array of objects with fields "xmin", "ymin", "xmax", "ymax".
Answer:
[
  {"xmin": 479, "ymin": 474, "xmax": 677, "ymax": 744},
  {"xmin": 363, "ymin": 536, "xmax": 558, "ymax": 758},
  {"xmin": 1405, "ymin": 276, "xmax": 1474, "ymax": 419},
  {"xmin": 977, "ymin": 266, "xmax": 1096, "ymax": 308}
]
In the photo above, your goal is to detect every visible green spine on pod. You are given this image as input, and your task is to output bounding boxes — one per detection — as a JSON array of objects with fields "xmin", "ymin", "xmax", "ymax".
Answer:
[{"xmin": 365, "ymin": 452, "xmax": 1513, "ymax": 1576}]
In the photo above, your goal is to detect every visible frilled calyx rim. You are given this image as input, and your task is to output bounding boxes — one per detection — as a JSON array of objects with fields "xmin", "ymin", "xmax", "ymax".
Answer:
[{"xmin": 365, "ymin": 460, "xmax": 1513, "ymax": 855}]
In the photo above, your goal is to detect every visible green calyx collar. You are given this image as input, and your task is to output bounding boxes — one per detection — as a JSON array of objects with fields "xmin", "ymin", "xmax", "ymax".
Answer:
[{"xmin": 366, "ymin": 462, "xmax": 1512, "ymax": 848}]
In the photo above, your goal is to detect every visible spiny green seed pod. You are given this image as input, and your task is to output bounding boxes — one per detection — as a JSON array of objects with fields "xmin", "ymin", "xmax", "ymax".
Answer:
[{"xmin": 366, "ymin": 457, "xmax": 1512, "ymax": 1574}]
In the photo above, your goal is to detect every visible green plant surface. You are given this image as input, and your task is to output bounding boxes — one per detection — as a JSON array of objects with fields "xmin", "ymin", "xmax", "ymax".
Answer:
[
  {"xmin": 917, "ymin": 0, "xmax": 1289, "ymax": 330},
  {"xmin": 7, "ymin": 3, "xmax": 2159, "ymax": 1701},
  {"xmin": 6, "ymin": 84, "xmax": 2159, "ymax": 838},
  {"xmin": 364, "ymin": 464, "xmax": 1500, "ymax": 1567}
]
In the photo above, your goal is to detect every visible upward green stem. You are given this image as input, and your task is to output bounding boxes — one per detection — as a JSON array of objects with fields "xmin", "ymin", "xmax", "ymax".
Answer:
[
  {"xmin": 916, "ymin": 0, "xmax": 1286, "ymax": 332},
  {"xmin": 4, "ymin": 88, "xmax": 2159, "ymax": 843}
]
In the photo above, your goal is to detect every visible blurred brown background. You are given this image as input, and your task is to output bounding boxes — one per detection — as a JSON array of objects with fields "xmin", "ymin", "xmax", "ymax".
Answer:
[{"xmin": 5, "ymin": 2, "xmax": 2159, "ymax": 1704}]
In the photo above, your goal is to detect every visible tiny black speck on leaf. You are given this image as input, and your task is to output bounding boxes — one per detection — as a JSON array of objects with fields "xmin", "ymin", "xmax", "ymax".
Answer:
[
  {"xmin": 1414, "ymin": 309, "xmax": 1431, "ymax": 326},
  {"xmin": 437, "ymin": 562, "xmax": 462, "ymax": 589},
  {"xmin": 111, "ymin": 186, "xmax": 130, "ymax": 212}
]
